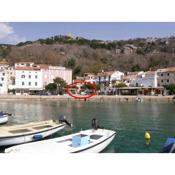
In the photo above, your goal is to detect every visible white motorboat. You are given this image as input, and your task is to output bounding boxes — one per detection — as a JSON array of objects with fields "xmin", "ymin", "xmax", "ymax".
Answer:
[
  {"xmin": 0, "ymin": 116, "xmax": 71, "ymax": 147},
  {"xmin": 0, "ymin": 112, "xmax": 11, "ymax": 125},
  {"xmin": 5, "ymin": 128, "xmax": 116, "ymax": 153},
  {"xmin": 5, "ymin": 118, "xmax": 116, "ymax": 153}
]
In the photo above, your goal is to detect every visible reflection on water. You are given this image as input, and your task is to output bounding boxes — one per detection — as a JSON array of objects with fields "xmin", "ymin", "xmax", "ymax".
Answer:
[{"xmin": 0, "ymin": 99, "xmax": 175, "ymax": 153}]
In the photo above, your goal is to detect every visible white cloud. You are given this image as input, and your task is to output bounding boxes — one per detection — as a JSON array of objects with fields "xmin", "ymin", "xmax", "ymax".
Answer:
[
  {"xmin": 7, "ymin": 34, "xmax": 26, "ymax": 44},
  {"xmin": 0, "ymin": 23, "xmax": 14, "ymax": 39},
  {"xmin": 0, "ymin": 23, "xmax": 26, "ymax": 44}
]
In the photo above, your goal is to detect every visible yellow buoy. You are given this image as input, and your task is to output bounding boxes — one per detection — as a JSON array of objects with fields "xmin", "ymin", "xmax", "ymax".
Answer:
[
  {"xmin": 144, "ymin": 131, "xmax": 151, "ymax": 140},
  {"xmin": 144, "ymin": 131, "xmax": 151, "ymax": 146}
]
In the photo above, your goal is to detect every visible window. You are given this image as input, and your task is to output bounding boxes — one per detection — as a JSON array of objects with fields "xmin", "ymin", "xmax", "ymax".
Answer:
[
  {"xmin": 22, "ymin": 82, "xmax": 25, "ymax": 86},
  {"xmin": 167, "ymin": 79, "xmax": 169, "ymax": 83},
  {"xmin": 1, "ymin": 77, "xmax": 4, "ymax": 81},
  {"xmin": 35, "ymin": 75, "xmax": 38, "ymax": 79},
  {"xmin": 161, "ymin": 80, "xmax": 163, "ymax": 83},
  {"xmin": 167, "ymin": 73, "xmax": 169, "ymax": 76},
  {"xmin": 2, "ymin": 73, "xmax": 5, "ymax": 76},
  {"xmin": 0, "ymin": 84, "xmax": 2, "ymax": 87},
  {"xmin": 35, "ymin": 82, "xmax": 37, "ymax": 86},
  {"xmin": 28, "ymin": 82, "xmax": 31, "ymax": 86},
  {"xmin": 21, "ymin": 75, "xmax": 25, "ymax": 78},
  {"xmin": 161, "ymin": 73, "xmax": 163, "ymax": 77},
  {"xmin": 29, "ymin": 75, "xmax": 31, "ymax": 79}
]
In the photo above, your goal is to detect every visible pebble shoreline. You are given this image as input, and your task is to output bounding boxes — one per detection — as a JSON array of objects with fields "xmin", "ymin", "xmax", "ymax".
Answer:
[{"xmin": 0, "ymin": 95, "xmax": 174, "ymax": 102}]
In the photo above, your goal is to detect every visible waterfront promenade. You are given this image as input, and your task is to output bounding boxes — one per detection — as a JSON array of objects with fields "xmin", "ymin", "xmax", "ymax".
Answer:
[{"xmin": 0, "ymin": 95, "xmax": 174, "ymax": 102}]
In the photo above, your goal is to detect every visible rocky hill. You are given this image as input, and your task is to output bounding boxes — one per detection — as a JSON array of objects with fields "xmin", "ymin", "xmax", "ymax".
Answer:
[{"xmin": 1, "ymin": 35, "xmax": 175, "ymax": 77}]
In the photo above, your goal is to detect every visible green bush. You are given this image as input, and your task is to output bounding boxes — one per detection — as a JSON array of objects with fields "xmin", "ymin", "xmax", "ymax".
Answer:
[{"xmin": 165, "ymin": 84, "xmax": 175, "ymax": 95}]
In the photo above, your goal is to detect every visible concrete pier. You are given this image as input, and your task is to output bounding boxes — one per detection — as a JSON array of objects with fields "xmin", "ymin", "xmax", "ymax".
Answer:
[{"xmin": 0, "ymin": 95, "xmax": 174, "ymax": 102}]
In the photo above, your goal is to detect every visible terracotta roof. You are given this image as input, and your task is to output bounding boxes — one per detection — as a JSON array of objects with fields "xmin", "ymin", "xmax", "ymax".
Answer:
[
  {"xmin": 158, "ymin": 67, "xmax": 175, "ymax": 73},
  {"xmin": 84, "ymin": 73, "xmax": 95, "ymax": 76},
  {"xmin": 97, "ymin": 71, "xmax": 115, "ymax": 76},
  {"xmin": 37, "ymin": 64, "xmax": 49, "ymax": 69},
  {"xmin": 0, "ymin": 59, "xmax": 8, "ymax": 65},
  {"xmin": 15, "ymin": 66, "xmax": 41, "ymax": 71},
  {"xmin": 123, "ymin": 74, "xmax": 137, "ymax": 80},
  {"xmin": 16, "ymin": 62, "xmax": 34, "ymax": 64},
  {"xmin": 145, "ymin": 71, "xmax": 156, "ymax": 75}
]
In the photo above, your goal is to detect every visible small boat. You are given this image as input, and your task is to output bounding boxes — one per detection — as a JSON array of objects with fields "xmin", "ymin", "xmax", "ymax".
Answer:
[
  {"xmin": 0, "ymin": 116, "xmax": 71, "ymax": 147},
  {"xmin": 162, "ymin": 137, "xmax": 175, "ymax": 153},
  {"xmin": 0, "ymin": 111, "xmax": 11, "ymax": 125},
  {"xmin": 5, "ymin": 119, "xmax": 116, "ymax": 153},
  {"xmin": 135, "ymin": 96, "xmax": 144, "ymax": 102}
]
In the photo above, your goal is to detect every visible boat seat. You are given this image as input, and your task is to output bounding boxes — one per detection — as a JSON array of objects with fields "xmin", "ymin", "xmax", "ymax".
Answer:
[
  {"xmin": 32, "ymin": 125, "xmax": 53, "ymax": 130},
  {"xmin": 9, "ymin": 129, "xmax": 31, "ymax": 134}
]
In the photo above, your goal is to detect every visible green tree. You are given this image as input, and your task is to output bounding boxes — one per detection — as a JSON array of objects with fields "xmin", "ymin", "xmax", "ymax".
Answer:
[
  {"xmin": 115, "ymin": 82, "xmax": 127, "ymax": 88},
  {"xmin": 131, "ymin": 64, "xmax": 141, "ymax": 72},
  {"xmin": 73, "ymin": 65, "xmax": 82, "ymax": 77},
  {"xmin": 45, "ymin": 83, "xmax": 57, "ymax": 94},
  {"xmin": 165, "ymin": 84, "xmax": 175, "ymax": 95},
  {"xmin": 94, "ymin": 83, "xmax": 100, "ymax": 91},
  {"xmin": 81, "ymin": 84, "xmax": 94, "ymax": 90},
  {"xmin": 53, "ymin": 77, "xmax": 67, "ymax": 95},
  {"xmin": 65, "ymin": 58, "xmax": 76, "ymax": 68}
]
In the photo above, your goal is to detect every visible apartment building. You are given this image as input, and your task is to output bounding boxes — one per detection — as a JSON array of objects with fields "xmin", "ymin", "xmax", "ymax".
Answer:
[
  {"xmin": 157, "ymin": 67, "xmax": 175, "ymax": 87},
  {"xmin": 0, "ymin": 60, "xmax": 14, "ymax": 94},
  {"xmin": 96, "ymin": 70, "xmax": 124, "ymax": 88},
  {"xmin": 130, "ymin": 71, "xmax": 158, "ymax": 88},
  {"xmin": 14, "ymin": 62, "xmax": 43, "ymax": 94},
  {"xmin": 14, "ymin": 62, "xmax": 72, "ymax": 94}
]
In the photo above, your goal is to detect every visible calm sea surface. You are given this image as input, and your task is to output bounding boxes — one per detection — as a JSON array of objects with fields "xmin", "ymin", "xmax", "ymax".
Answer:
[{"xmin": 1, "ymin": 99, "xmax": 175, "ymax": 153}]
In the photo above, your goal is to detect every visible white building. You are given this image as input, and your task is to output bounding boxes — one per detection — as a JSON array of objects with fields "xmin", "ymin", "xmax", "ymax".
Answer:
[
  {"xmin": 48, "ymin": 66, "xmax": 72, "ymax": 85},
  {"xmin": 14, "ymin": 62, "xmax": 72, "ymax": 94},
  {"xmin": 84, "ymin": 73, "xmax": 96, "ymax": 84},
  {"xmin": 97, "ymin": 70, "xmax": 124, "ymax": 87},
  {"xmin": 130, "ymin": 71, "xmax": 158, "ymax": 88},
  {"xmin": 0, "ymin": 68, "xmax": 8, "ymax": 94},
  {"xmin": 123, "ymin": 71, "xmax": 144, "ymax": 86},
  {"xmin": 0, "ymin": 60, "xmax": 14, "ymax": 94},
  {"xmin": 14, "ymin": 62, "xmax": 43, "ymax": 94},
  {"xmin": 157, "ymin": 67, "xmax": 175, "ymax": 87}
]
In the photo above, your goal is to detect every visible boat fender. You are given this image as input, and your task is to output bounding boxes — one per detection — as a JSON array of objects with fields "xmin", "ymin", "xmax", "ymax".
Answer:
[
  {"xmin": 144, "ymin": 131, "xmax": 151, "ymax": 140},
  {"xmin": 33, "ymin": 134, "xmax": 43, "ymax": 140}
]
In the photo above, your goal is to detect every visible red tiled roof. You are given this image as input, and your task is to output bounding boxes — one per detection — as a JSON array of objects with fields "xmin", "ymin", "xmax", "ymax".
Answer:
[
  {"xmin": 38, "ymin": 64, "xmax": 49, "ymax": 69},
  {"xmin": 15, "ymin": 66, "xmax": 41, "ymax": 71},
  {"xmin": 97, "ymin": 71, "xmax": 115, "ymax": 76},
  {"xmin": 158, "ymin": 67, "xmax": 175, "ymax": 73}
]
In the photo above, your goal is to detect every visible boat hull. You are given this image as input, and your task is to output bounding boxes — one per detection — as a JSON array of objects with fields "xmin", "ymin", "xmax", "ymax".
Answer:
[
  {"xmin": 5, "ymin": 129, "xmax": 116, "ymax": 153},
  {"xmin": 0, "ymin": 124, "xmax": 65, "ymax": 146},
  {"xmin": 0, "ymin": 116, "xmax": 8, "ymax": 125},
  {"xmin": 73, "ymin": 133, "xmax": 116, "ymax": 153}
]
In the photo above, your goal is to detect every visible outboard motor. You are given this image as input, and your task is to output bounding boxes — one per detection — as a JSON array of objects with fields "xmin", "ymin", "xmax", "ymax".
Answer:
[
  {"xmin": 59, "ymin": 115, "xmax": 72, "ymax": 127},
  {"xmin": 91, "ymin": 118, "xmax": 99, "ymax": 130}
]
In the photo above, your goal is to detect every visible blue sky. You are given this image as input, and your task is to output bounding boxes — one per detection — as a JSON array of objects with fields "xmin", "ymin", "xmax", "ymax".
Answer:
[{"xmin": 1, "ymin": 22, "xmax": 175, "ymax": 44}]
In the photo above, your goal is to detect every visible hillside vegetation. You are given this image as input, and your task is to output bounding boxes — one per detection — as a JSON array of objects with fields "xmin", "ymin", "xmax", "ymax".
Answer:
[{"xmin": 1, "ymin": 35, "xmax": 175, "ymax": 77}]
